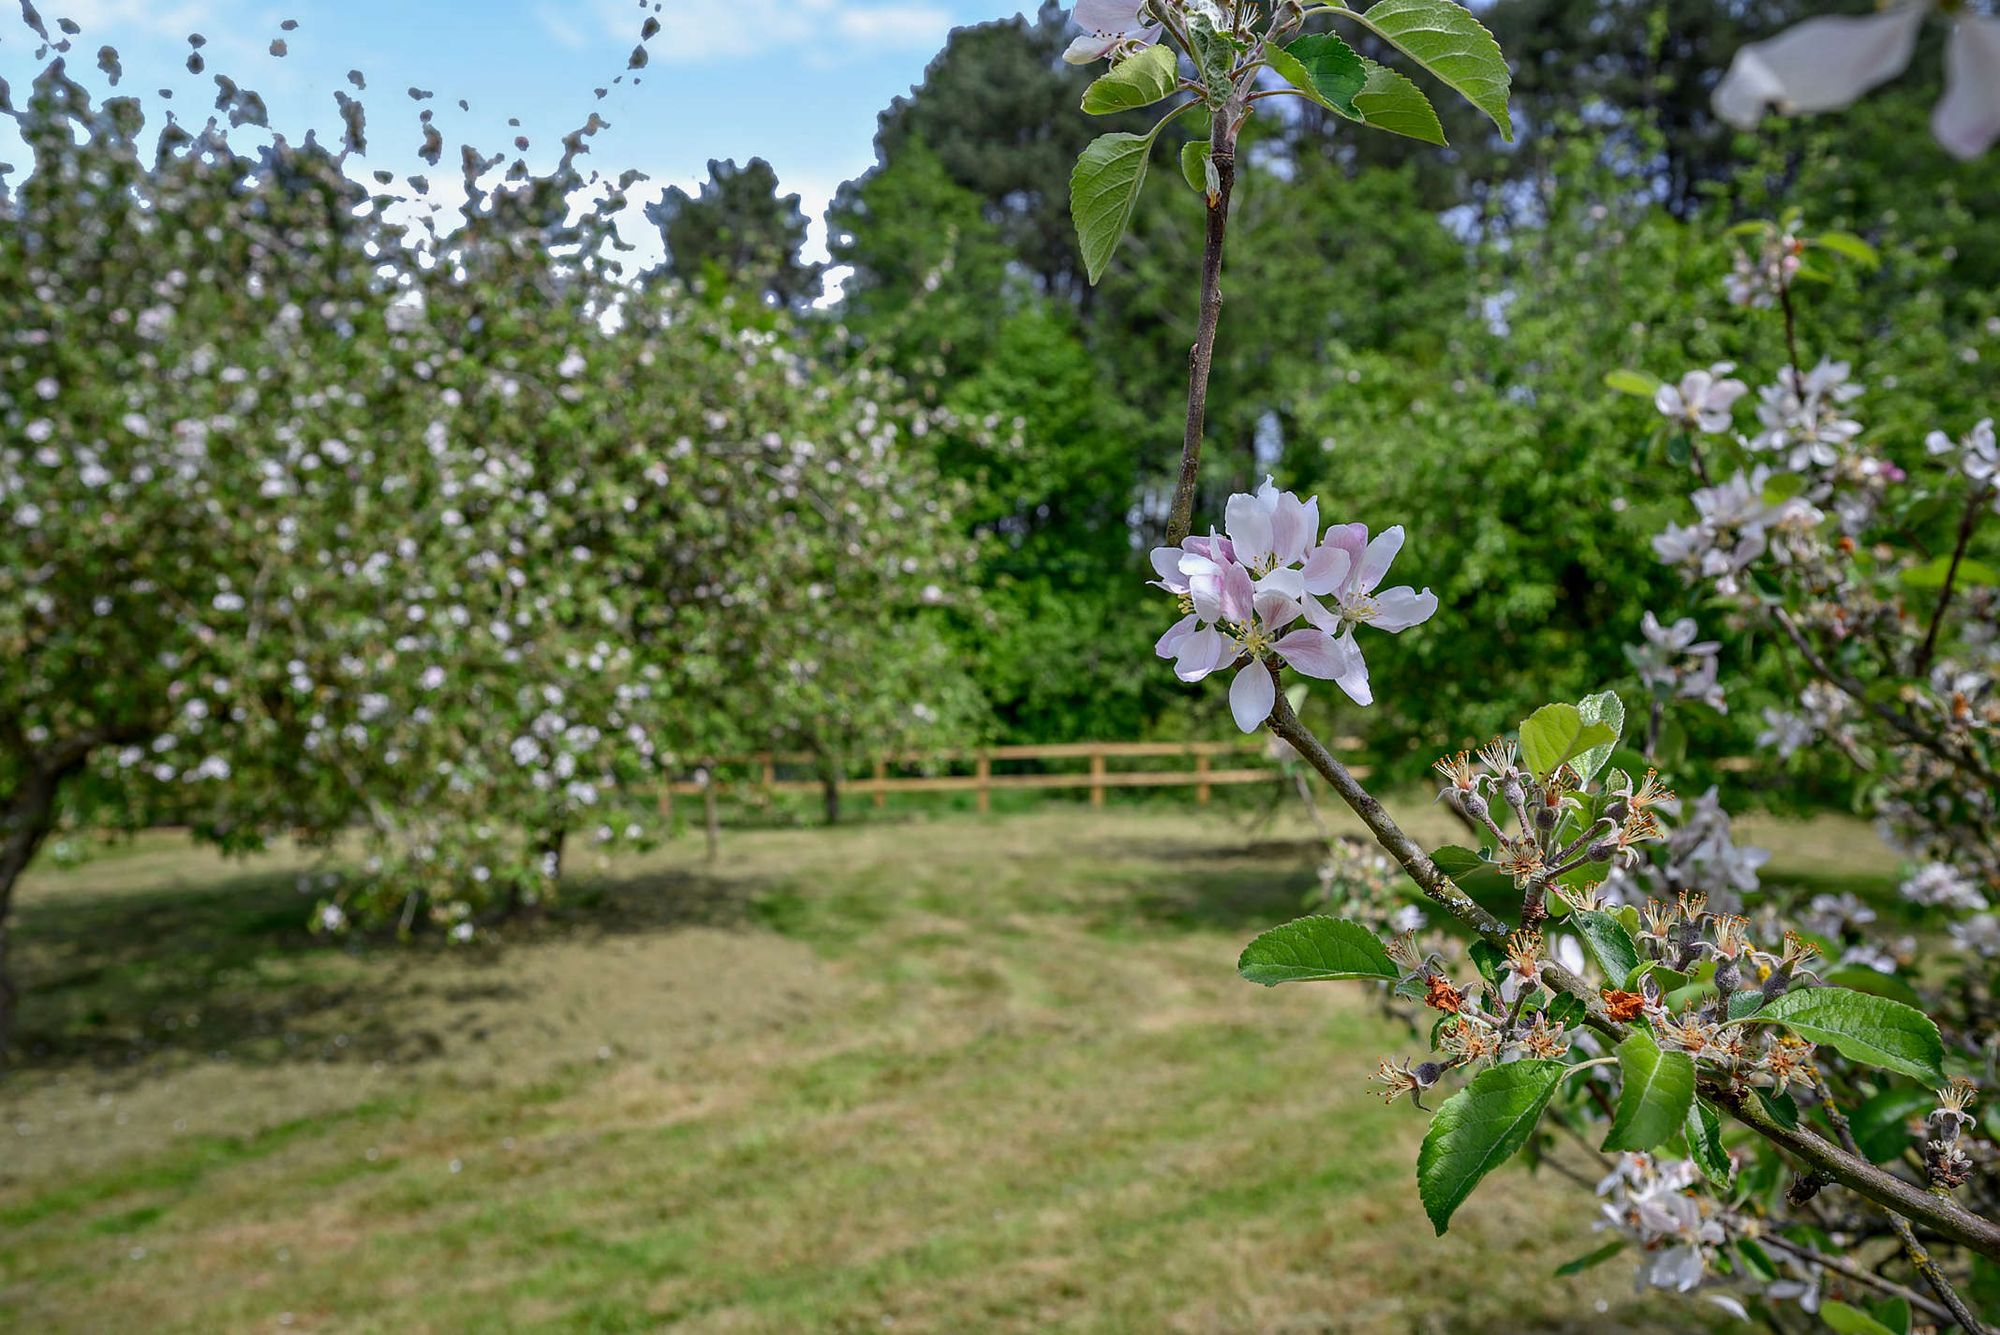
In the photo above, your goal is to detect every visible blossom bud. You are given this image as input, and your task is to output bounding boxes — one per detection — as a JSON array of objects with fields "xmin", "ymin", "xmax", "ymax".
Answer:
[
  {"xmin": 1713, "ymin": 956, "xmax": 1741, "ymax": 996},
  {"xmin": 1412, "ymin": 1061, "xmax": 1443, "ymax": 1088}
]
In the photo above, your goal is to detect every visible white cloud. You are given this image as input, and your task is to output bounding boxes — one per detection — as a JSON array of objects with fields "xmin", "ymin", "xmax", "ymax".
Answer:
[{"xmin": 592, "ymin": 0, "xmax": 952, "ymax": 65}]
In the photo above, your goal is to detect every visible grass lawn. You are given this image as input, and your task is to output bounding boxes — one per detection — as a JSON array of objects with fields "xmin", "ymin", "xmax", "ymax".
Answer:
[{"xmin": 0, "ymin": 797, "xmax": 1896, "ymax": 1332}]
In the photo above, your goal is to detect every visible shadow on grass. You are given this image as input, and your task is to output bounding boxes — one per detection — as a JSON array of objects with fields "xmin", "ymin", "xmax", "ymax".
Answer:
[
  {"xmin": 1101, "ymin": 836, "xmax": 1324, "ymax": 933},
  {"xmin": 9, "ymin": 858, "xmax": 772, "ymax": 1078}
]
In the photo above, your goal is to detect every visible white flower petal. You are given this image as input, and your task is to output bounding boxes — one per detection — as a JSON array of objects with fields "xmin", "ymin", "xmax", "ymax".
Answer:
[
  {"xmin": 1712, "ymin": 6, "xmax": 1925, "ymax": 127},
  {"xmin": 1300, "ymin": 542, "xmax": 1351, "ymax": 597},
  {"xmin": 1369, "ymin": 586, "xmax": 1438, "ymax": 633},
  {"xmin": 1225, "ymin": 490, "xmax": 1275, "ymax": 568},
  {"xmin": 1357, "ymin": 525, "xmax": 1406, "ymax": 593},
  {"xmin": 1934, "ymin": 16, "xmax": 2000, "ymax": 160},
  {"xmin": 1229, "ymin": 661, "xmax": 1276, "ymax": 733},
  {"xmin": 1332, "ymin": 635, "xmax": 1373, "ymax": 706},
  {"xmin": 1272, "ymin": 627, "xmax": 1355, "ymax": 681}
]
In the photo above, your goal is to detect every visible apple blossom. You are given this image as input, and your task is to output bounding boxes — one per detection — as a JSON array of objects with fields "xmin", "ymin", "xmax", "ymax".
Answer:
[
  {"xmin": 1749, "ymin": 358, "xmax": 1863, "ymax": 471},
  {"xmin": 1654, "ymin": 364, "xmax": 1747, "ymax": 435},
  {"xmin": 1298, "ymin": 524, "xmax": 1439, "ymax": 706},
  {"xmin": 1061, "ymin": 0, "xmax": 1165, "ymax": 65}
]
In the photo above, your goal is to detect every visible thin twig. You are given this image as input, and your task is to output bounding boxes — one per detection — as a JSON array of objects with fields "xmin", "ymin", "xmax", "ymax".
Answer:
[
  {"xmin": 1714, "ymin": 1081, "xmax": 2000, "ymax": 1265},
  {"xmin": 1165, "ymin": 117, "xmax": 1239, "ymax": 547},
  {"xmin": 1771, "ymin": 608, "xmax": 1997, "ymax": 788},
  {"xmin": 1757, "ymin": 1233, "xmax": 1954, "ymax": 1325},
  {"xmin": 1813, "ymin": 1074, "xmax": 1991, "ymax": 1332},
  {"xmin": 1915, "ymin": 486, "xmax": 1990, "ymax": 677}
]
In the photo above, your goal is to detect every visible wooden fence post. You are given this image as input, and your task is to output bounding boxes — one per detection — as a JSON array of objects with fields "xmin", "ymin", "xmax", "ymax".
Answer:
[
  {"xmin": 1195, "ymin": 751, "xmax": 1211, "ymax": 805},
  {"xmin": 873, "ymin": 757, "xmax": 888, "ymax": 810},
  {"xmin": 975, "ymin": 753, "xmax": 991, "ymax": 814},
  {"xmin": 760, "ymin": 753, "xmax": 776, "ymax": 789},
  {"xmin": 1089, "ymin": 750, "xmax": 1106, "ymax": 808}
]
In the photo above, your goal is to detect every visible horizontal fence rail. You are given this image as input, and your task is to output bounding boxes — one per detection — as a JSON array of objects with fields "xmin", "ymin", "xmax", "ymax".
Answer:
[{"xmin": 660, "ymin": 737, "xmax": 1369, "ymax": 816}]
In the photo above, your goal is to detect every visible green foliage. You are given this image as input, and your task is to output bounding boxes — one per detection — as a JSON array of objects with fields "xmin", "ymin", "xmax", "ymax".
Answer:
[
  {"xmin": 1081, "ymin": 45, "xmax": 1180, "ymax": 115},
  {"xmin": 1570, "ymin": 692, "xmax": 1624, "ymax": 782},
  {"xmin": 1416, "ymin": 1059, "xmax": 1566, "ymax": 1233},
  {"xmin": 1070, "ymin": 129, "xmax": 1165, "ymax": 285},
  {"xmin": 1819, "ymin": 1301, "xmax": 1900, "ymax": 1335},
  {"xmin": 1237, "ymin": 916, "xmax": 1399, "ymax": 985},
  {"xmin": 1518, "ymin": 703, "xmax": 1617, "ymax": 780},
  {"xmin": 1352, "ymin": 0, "xmax": 1514, "ymax": 139},
  {"xmin": 1350, "ymin": 63, "xmax": 1448, "ymax": 145},
  {"xmin": 1267, "ymin": 34, "xmax": 1368, "ymax": 117},
  {"xmin": 1684, "ymin": 1098, "xmax": 1732, "ymax": 1188},
  {"xmin": 1601, "ymin": 1030, "xmax": 1695, "ymax": 1153},
  {"xmin": 1848, "ymin": 1086, "xmax": 1935, "ymax": 1164},
  {"xmin": 1750, "ymin": 988, "xmax": 1946, "ymax": 1083},
  {"xmin": 1571, "ymin": 911, "xmax": 1641, "ymax": 982},
  {"xmin": 647, "ymin": 157, "xmax": 822, "ymax": 308}
]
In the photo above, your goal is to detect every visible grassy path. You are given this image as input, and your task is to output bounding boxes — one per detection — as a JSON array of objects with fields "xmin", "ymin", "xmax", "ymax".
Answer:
[{"xmin": 3, "ymin": 804, "xmax": 1886, "ymax": 1331}]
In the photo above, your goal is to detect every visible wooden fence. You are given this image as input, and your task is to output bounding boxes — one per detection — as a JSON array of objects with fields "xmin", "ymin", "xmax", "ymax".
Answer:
[{"xmin": 660, "ymin": 737, "xmax": 1368, "ymax": 817}]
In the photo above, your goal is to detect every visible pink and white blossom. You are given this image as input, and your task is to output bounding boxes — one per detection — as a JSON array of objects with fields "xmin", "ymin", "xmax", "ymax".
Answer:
[
  {"xmin": 1655, "ymin": 364, "xmax": 1748, "ymax": 435},
  {"xmin": 1299, "ymin": 523, "xmax": 1439, "ymax": 706},
  {"xmin": 1149, "ymin": 481, "xmax": 1429, "ymax": 728},
  {"xmin": 1061, "ymin": 0, "xmax": 1165, "ymax": 65}
]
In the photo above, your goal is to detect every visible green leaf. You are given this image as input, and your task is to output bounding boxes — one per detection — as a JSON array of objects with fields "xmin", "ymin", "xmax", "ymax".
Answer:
[
  {"xmin": 1811, "ymin": 230, "xmax": 1881, "ymax": 268},
  {"xmin": 1080, "ymin": 45, "xmax": 1180, "ymax": 114},
  {"xmin": 1178, "ymin": 140, "xmax": 1209, "ymax": 197},
  {"xmin": 1685, "ymin": 1097, "xmax": 1732, "ymax": 1189},
  {"xmin": 1071, "ymin": 130, "xmax": 1158, "ymax": 286},
  {"xmin": 1572, "ymin": 691, "xmax": 1624, "ymax": 782},
  {"xmin": 1726, "ymin": 989, "xmax": 1765, "ymax": 1020},
  {"xmin": 1545, "ymin": 993, "xmax": 1585, "ymax": 1029},
  {"xmin": 1603, "ymin": 368, "xmax": 1662, "ymax": 398},
  {"xmin": 1553, "ymin": 1240, "xmax": 1626, "ymax": 1276},
  {"xmin": 1603, "ymin": 1029, "xmax": 1696, "ymax": 1152},
  {"xmin": 1871, "ymin": 1297, "xmax": 1912, "ymax": 1335},
  {"xmin": 1850, "ymin": 1086, "xmax": 1934, "ymax": 1164},
  {"xmin": 1237, "ymin": 915, "xmax": 1399, "ymax": 985},
  {"xmin": 1431, "ymin": 844, "xmax": 1518, "ymax": 918},
  {"xmin": 1572, "ymin": 910, "xmax": 1640, "ymax": 983},
  {"xmin": 1417, "ymin": 1059, "xmax": 1566, "ymax": 1234},
  {"xmin": 1820, "ymin": 1301, "xmax": 1898, "ymax": 1335},
  {"xmin": 1468, "ymin": 937, "xmax": 1506, "ymax": 986},
  {"xmin": 1352, "ymin": 61, "xmax": 1445, "ymax": 144},
  {"xmin": 1267, "ymin": 32, "xmax": 1368, "ymax": 115},
  {"xmin": 1757, "ymin": 1087, "xmax": 1800, "ymax": 1129},
  {"xmin": 1902, "ymin": 553, "xmax": 2000, "ymax": 591},
  {"xmin": 1761, "ymin": 472, "xmax": 1808, "ymax": 506},
  {"xmin": 1357, "ymin": 0, "xmax": 1512, "ymax": 139},
  {"xmin": 1753, "ymin": 986, "xmax": 1945, "ymax": 1083},
  {"xmin": 1518, "ymin": 703, "xmax": 1617, "ymax": 781}
]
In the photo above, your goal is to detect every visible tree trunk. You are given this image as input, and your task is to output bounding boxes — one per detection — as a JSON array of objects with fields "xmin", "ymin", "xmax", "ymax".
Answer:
[
  {"xmin": 820, "ymin": 767, "xmax": 841, "ymax": 826},
  {"xmin": 0, "ymin": 735, "xmax": 105, "ymax": 1063}
]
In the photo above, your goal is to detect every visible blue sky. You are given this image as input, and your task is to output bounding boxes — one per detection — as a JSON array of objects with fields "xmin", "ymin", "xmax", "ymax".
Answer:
[{"xmin": 2, "ymin": 0, "xmax": 1044, "ymax": 269}]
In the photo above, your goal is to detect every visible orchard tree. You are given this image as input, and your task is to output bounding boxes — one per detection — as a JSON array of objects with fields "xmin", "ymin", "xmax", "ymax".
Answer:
[{"xmin": 646, "ymin": 157, "xmax": 823, "ymax": 308}]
